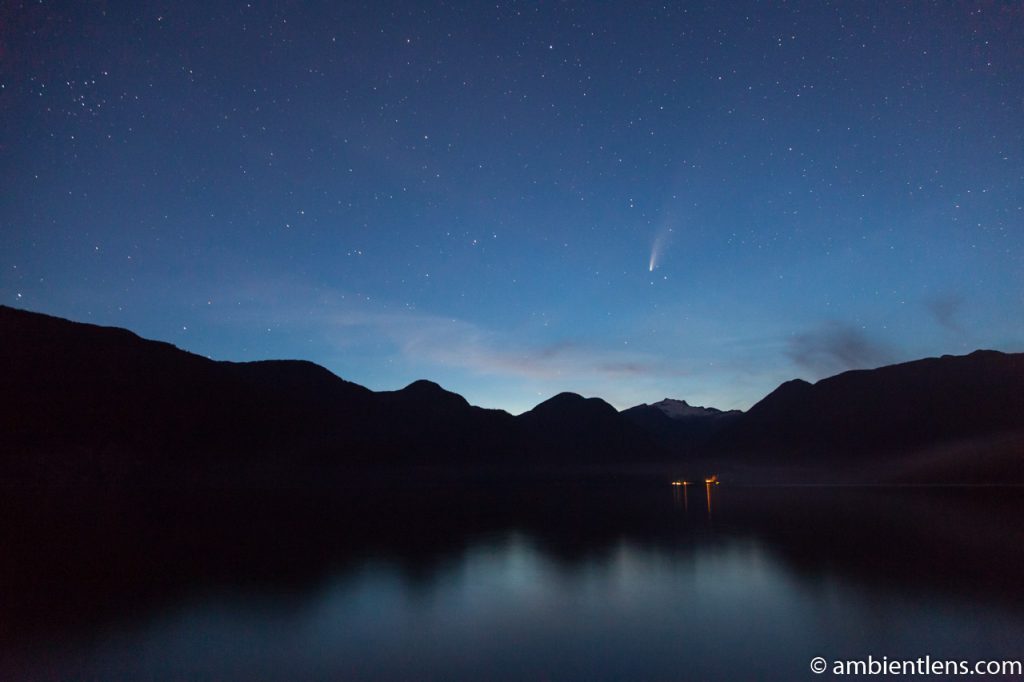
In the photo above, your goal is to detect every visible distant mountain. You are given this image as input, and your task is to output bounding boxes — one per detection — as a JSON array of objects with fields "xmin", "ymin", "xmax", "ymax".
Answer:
[
  {"xmin": 710, "ymin": 350, "xmax": 1024, "ymax": 481},
  {"xmin": 0, "ymin": 305, "xmax": 379, "ymax": 483},
  {"xmin": 0, "ymin": 306, "xmax": 660, "ymax": 484},
  {"xmin": 3, "ymin": 305, "xmax": 1022, "ymax": 485},
  {"xmin": 371, "ymin": 379, "xmax": 517, "ymax": 465},
  {"xmin": 519, "ymin": 392, "xmax": 665, "ymax": 465},
  {"xmin": 621, "ymin": 399, "xmax": 741, "ymax": 454},
  {"xmin": 649, "ymin": 398, "xmax": 732, "ymax": 419}
]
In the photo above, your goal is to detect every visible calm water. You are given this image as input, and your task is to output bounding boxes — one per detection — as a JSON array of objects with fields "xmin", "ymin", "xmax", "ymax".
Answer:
[{"xmin": 1, "ymin": 481, "xmax": 1022, "ymax": 680}]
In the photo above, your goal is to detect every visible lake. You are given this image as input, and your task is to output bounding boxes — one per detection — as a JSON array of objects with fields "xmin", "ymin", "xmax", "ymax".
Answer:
[{"xmin": 1, "ymin": 480, "xmax": 1022, "ymax": 680}]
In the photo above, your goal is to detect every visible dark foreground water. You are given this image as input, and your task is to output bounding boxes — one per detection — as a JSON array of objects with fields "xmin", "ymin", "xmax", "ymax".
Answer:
[{"xmin": 1, "ymin": 480, "xmax": 1022, "ymax": 680}]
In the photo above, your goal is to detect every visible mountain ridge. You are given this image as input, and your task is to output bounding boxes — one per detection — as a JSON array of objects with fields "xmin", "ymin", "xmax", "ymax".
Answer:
[
  {"xmin": 2, "ymin": 305, "xmax": 1022, "ymax": 484},
  {"xmin": 0, "ymin": 305, "xmax": 662, "ymax": 482}
]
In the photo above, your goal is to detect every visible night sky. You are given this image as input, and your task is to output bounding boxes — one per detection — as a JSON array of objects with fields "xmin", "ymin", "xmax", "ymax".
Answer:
[{"xmin": 2, "ymin": 2, "xmax": 1022, "ymax": 413}]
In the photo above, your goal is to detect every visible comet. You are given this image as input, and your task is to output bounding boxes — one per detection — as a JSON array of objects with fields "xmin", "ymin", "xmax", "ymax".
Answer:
[{"xmin": 648, "ymin": 229, "xmax": 671, "ymax": 272}]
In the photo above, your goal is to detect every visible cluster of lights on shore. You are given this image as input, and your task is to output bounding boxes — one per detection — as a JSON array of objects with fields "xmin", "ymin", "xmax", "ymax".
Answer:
[{"xmin": 671, "ymin": 475, "xmax": 718, "ymax": 487}]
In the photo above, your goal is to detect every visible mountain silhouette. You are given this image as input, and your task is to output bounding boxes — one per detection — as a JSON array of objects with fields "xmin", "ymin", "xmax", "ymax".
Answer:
[
  {"xmin": 709, "ymin": 350, "xmax": 1024, "ymax": 482},
  {"xmin": 0, "ymin": 305, "xmax": 660, "ymax": 483},
  {"xmin": 621, "ymin": 399, "xmax": 741, "ymax": 454},
  {"xmin": 2, "ymin": 305, "xmax": 1022, "ymax": 485},
  {"xmin": 518, "ymin": 392, "xmax": 663, "ymax": 466}
]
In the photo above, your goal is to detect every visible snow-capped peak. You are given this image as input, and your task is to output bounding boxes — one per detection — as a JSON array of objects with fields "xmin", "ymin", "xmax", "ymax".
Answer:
[{"xmin": 652, "ymin": 398, "xmax": 722, "ymax": 419}]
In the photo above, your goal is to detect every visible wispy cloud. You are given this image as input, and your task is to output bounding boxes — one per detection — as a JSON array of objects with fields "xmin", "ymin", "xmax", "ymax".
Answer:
[
  {"xmin": 786, "ymin": 322, "xmax": 893, "ymax": 377},
  {"xmin": 326, "ymin": 309, "xmax": 681, "ymax": 381},
  {"xmin": 925, "ymin": 293, "xmax": 963, "ymax": 333},
  {"xmin": 216, "ymin": 279, "xmax": 684, "ymax": 384}
]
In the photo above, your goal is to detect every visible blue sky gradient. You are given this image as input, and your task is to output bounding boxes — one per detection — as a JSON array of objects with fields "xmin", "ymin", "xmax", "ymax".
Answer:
[{"xmin": 2, "ymin": 1, "xmax": 1022, "ymax": 413}]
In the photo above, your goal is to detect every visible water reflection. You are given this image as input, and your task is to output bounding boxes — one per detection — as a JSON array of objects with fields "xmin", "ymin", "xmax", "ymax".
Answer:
[
  {"xmin": 0, "ymin": 481, "xmax": 1022, "ymax": 680},
  {"xmin": 670, "ymin": 480, "xmax": 688, "ymax": 512}
]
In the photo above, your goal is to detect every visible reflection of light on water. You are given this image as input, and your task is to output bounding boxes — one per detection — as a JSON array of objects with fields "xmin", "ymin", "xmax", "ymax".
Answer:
[
  {"xmin": 19, "ymin": 492, "xmax": 1024, "ymax": 681},
  {"xmin": 673, "ymin": 484, "xmax": 690, "ymax": 512},
  {"xmin": 672, "ymin": 481, "xmax": 691, "ymax": 513},
  {"xmin": 672, "ymin": 479, "xmax": 713, "ymax": 520},
  {"xmin": 701, "ymin": 476, "xmax": 718, "ymax": 521}
]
